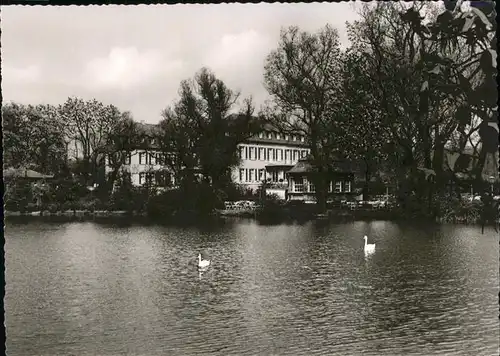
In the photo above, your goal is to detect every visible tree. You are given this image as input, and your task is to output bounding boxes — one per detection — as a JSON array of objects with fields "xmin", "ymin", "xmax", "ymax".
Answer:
[
  {"xmin": 59, "ymin": 97, "xmax": 124, "ymax": 185},
  {"xmin": 2, "ymin": 102, "xmax": 67, "ymax": 174},
  {"xmin": 400, "ymin": 0, "xmax": 497, "ymax": 185},
  {"xmin": 344, "ymin": 1, "xmax": 494, "ymax": 213},
  {"xmin": 346, "ymin": 3, "xmax": 436, "ymax": 186},
  {"xmin": 396, "ymin": 0, "xmax": 498, "ymax": 215},
  {"xmin": 262, "ymin": 25, "xmax": 344, "ymax": 212},
  {"xmin": 336, "ymin": 50, "xmax": 393, "ymax": 200},
  {"xmin": 102, "ymin": 111, "xmax": 141, "ymax": 193},
  {"xmin": 158, "ymin": 68, "xmax": 260, "ymax": 209}
]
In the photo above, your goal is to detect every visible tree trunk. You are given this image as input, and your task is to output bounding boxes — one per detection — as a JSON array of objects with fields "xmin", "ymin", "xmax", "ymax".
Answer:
[
  {"xmin": 106, "ymin": 167, "xmax": 120, "ymax": 194},
  {"xmin": 474, "ymin": 147, "xmax": 488, "ymax": 184},
  {"xmin": 314, "ymin": 173, "xmax": 327, "ymax": 213},
  {"xmin": 431, "ymin": 142, "xmax": 446, "ymax": 215},
  {"xmin": 309, "ymin": 134, "xmax": 327, "ymax": 213},
  {"xmin": 363, "ymin": 165, "xmax": 371, "ymax": 201}
]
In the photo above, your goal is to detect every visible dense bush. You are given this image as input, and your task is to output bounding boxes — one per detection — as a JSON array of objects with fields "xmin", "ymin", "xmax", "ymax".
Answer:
[
  {"xmin": 4, "ymin": 179, "xmax": 37, "ymax": 212},
  {"xmin": 146, "ymin": 189, "xmax": 180, "ymax": 219},
  {"xmin": 257, "ymin": 193, "xmax": 286, "ymax": 218},
  {"xmin": 223, "ymin": 182, "xmax": 258, "ymax": 202},
  {"xmin": 439, "ymin": 194, "xmax": 482, "ymax": 223}
]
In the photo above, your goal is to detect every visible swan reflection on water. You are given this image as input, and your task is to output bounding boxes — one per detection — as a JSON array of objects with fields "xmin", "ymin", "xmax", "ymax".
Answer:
[
  {"xmin": 198, "ymin": 266, "xmax": 209, "ymax": 279},
  {"xmin": 363, "ymin": 235, "xmax": 376, "ymax": 258}
]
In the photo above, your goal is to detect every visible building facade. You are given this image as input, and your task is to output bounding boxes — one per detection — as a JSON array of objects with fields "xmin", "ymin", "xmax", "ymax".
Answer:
[
  {"xmin": 104, "ymin": 123, "xmax": 174, "ymax": 189},
  {"xmin": 104, "ymin": 121, "xmax": 357, "ymax": 202},
  {"xmin": 286, "ymin": 158, "xmax": 355, "ymax": 203},
  {"xmin": 106, "ymin": 149, "xmax": 174, "ymax": 187},
  {"xmin": 231, "ymin": 128, "xmax": 310, "ymax": 192}
]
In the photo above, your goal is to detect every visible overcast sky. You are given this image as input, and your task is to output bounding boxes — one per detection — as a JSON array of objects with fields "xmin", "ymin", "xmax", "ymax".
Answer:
[{"xmin": 3, "ymin": 3, "xmax": 360, "ymax": 124}]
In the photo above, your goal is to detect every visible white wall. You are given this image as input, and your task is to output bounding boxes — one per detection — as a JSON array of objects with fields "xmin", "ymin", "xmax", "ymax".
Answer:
[
  {"xmin": 105, "ymin": 149, "xmax": 174, "ymax": 187},
  {"xmin": 233, "ymin": 143, "xmax": 310, "ymax": 191},
  {"xmin": 105, "ymin": 141, "xmax": 311, "ymax": 190}
]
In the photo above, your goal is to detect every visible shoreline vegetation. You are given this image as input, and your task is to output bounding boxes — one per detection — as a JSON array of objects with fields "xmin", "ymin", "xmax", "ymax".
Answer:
[{"xmin": 5, "ymin": 199, "xmax": 497, "ymax": 227}]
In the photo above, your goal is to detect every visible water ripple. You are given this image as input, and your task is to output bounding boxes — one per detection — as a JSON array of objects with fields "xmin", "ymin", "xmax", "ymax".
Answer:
[{"xmin": 5, "ymin": 221, "xmax": 499, "ymax": 355}]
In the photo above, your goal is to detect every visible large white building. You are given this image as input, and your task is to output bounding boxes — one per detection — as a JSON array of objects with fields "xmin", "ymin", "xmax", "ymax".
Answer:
[
  {"xmin": 104, "ymin": 123, "xmax": 174, "ymax": 188},
  {"xmin": 105, "ymin": 121, "xmax": 310, "ymax": 189},
  {"xmin": 231, "ymin": 127, "xmax": 310, "ymax": 197},
  {"xmin": 103, "ymin": 120, "xmax": 357, "ymax": 201}
]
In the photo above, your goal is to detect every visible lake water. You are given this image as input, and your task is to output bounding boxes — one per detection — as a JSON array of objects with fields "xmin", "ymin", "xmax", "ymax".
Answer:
[{"xmin": 5, "ymin": 219, "xmax": 499, "ymax": 356}]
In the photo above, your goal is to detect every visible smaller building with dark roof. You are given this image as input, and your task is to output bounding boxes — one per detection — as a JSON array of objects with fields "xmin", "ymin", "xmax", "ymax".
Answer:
[{"xmin": 285, "ymin": 156, "xmax": 356, "ymax": 203}]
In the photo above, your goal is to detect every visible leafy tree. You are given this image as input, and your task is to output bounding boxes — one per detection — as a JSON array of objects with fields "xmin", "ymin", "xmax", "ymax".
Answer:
[
  {"xmin": 336, "ymin": 50, "xmax": 392, "ymax": 200},
  {"xmin": 158, "ymin": 68, "xmax": 260, "ymax": 213},
  {"xmin": 262, "ymin": 25, "xmax": 344, "ymax": 212},
  {"xmin": 109, "ymin": 170, "xmax": 135, "ymax": 211},
  {"xmin": 2, "ymin": 102, "xmax": 67, "ymax": 174},
  {"xmin": 346, "ymin": 2, "xmax": 440, "ymax": 186},
  {"xmin": 344, "ymin": 1, "xmax": 496, "ymax": 213},
  {"xmin": 4, "ymin": 177, "xmax": 32, "ymax": 211},
  {"xmin": 400, "ymin": 0, "xmax": 497, "ymax": 184}
]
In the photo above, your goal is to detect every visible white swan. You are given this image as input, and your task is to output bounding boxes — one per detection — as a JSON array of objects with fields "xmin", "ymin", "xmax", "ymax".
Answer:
[
  {"xmin": 363, "ymin": 235, "xmax": 376, "ymax": 255},
  {"xmin": 198, "ymin": 253, "xmax": 211, "ymax": 269}
]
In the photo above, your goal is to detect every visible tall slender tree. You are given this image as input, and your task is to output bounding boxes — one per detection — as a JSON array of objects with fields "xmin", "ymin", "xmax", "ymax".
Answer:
[
  {"xmin": 263, "ymin": 25, "xmax": 344, "ymax": 212},
  {"xmin": 336, "ymin": 50, "xmax": 392, "ymax": 200}
]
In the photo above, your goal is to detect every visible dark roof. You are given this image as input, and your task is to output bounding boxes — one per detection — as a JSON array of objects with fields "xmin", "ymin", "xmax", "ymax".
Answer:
[
  {"xmin": 288, "ymin": 160, "xmax": 313, "ymax": 174},
  {"xmin": 288, "ymin": 156, "xmax": 356, "ymax": 175},
  {"xmin": 3, "ymin": 168, "xmax": 54, "ymax": 179},
  {"xmin": 135, "ymin": 116, "xmax": 309, "ymax": 148},
  {"xmin": 227, "ymin": 114, "xmax": 308, "ymax": 147},
  {"xmin": 246, "ymin": 136, "xmax": 309, "ymax": 147},
  {"xmin": 330, "ymin": 160, "xmax": 358, "ymax": 173}
]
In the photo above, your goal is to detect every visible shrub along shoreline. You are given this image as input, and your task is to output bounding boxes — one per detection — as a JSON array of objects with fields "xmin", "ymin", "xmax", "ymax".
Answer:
[{"xmin": 5, "ymin": 199, "xmax": 496, "ymax": 227}]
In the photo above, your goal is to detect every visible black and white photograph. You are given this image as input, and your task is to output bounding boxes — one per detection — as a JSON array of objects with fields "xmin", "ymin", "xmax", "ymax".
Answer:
[{"xmin": 2, "ymin": 1, "xmax": 499, "ymax": 355}]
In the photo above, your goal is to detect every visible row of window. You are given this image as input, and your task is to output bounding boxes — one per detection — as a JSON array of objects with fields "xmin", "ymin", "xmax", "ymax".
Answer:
[
  {"xmin": 292, "ymin": 179, "xmax": 352, "ymax": 193},
  {"xmin": 239, "ymin": 146, "xmax": 309, "ymax": 162},
  {"xmin": 237, "ymin": 168, "xmax": 352, "ymax": 193},
  {"xmin": 107, "ymin": 151, "xmax": 168, "ymax": 166},
  {"xmin": 108, "ymin": 152, "xmax": 132, "ymax": 165},
  {"xmin": 138, "ymin": 152, "xmax": 170, "ymax": 166},
  {"xmin": 238, "ymin": 169, "xmax": 285, "ymax": 183},
  {"xmin": 258, "ymin": 132, "xmax": 305, "ymax": 142},
  {"xmin": 138, "ymin": 171, "xmax": 172, "ymax": 187},
  {"xmin": 140, "ymin": 134, "xmax": 305, "ymax": 148},
  {"xmin": 140, "ymin": 133, "xmax": 305, "ymax": 145},
  {"xmin": 111, "ymin": 145, "xmax": 308, "ymax": 166}
]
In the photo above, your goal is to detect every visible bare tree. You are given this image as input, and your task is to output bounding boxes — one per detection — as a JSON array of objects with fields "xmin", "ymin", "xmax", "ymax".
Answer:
[{"xmin": 59, "ymin": 97, "xmax": 124, "ymax": 184}]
